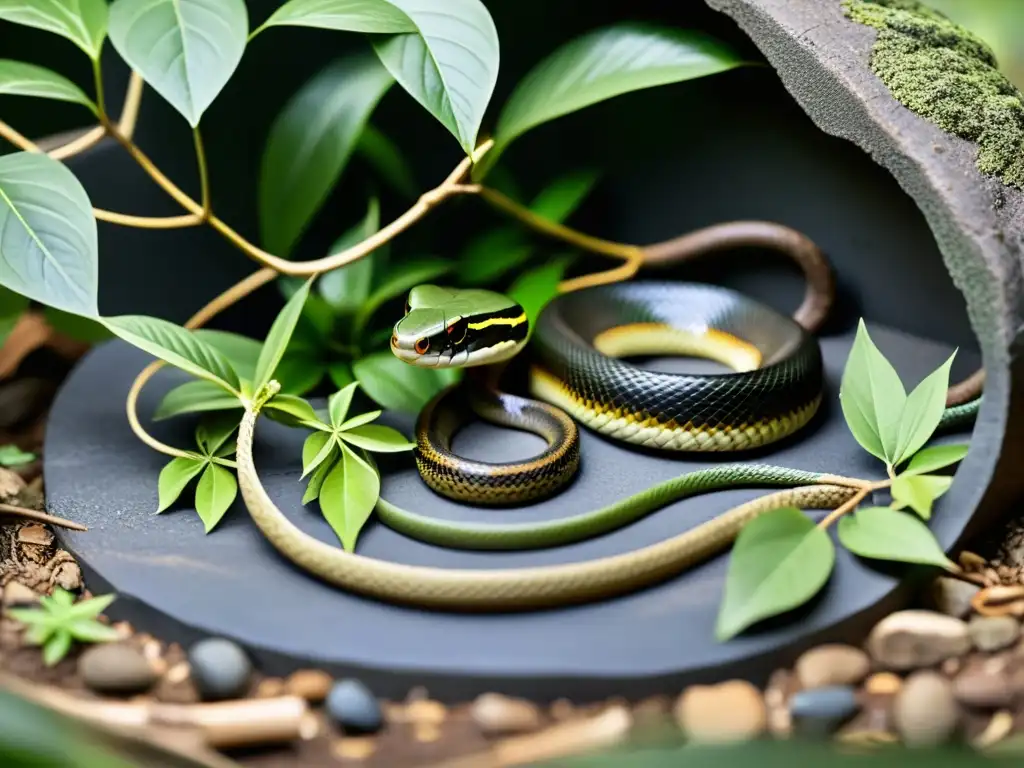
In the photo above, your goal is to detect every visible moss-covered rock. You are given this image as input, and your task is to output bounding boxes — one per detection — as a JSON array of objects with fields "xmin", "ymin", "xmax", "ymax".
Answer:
[{"xmin": 842, "ymin": 0, "xmax": 1024, "ymax": 189}]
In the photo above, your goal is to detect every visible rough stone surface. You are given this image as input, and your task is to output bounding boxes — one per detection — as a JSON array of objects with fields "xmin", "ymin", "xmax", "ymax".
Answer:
[
  {"xmin": 187, "ymin": 637, "xmax": 252, "ymax": 701},
  {"xmin": 327, "ymin": 679, "xmax": 383, "ymax": 734},
  {"xmin": 893, "ymin": 671, "xmax": 959, "ymax": 746},
  {"xmin": 866, "ymin": 611, "xmax": 971, "ymax": 669},
  {"xmin": 674, "ymin": 680, "xmax": 767, "ymax": 743},
  {"xmin": 968, "ymin": 616, "xmax": 1020, "ymax": 652},
  {"xmin": 78, "ymin": 643, "xmax": 157, "ymax": 696},
  {"xmin": 469, "ymin": 693, "xmax": 543, "ymax": 735},
  {"xmin": 794, "ymin": 644, "xmax": 870, "ymax": 689}
]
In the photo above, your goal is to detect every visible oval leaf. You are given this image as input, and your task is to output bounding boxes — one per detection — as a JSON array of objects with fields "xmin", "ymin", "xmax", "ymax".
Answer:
[
  {"xmin": 254, "ymin": 278, "xmax": 313, "ymax": 391},
  {"xmin": 339, "ymin": 424, "xmax": 414, "ymax": 452},
  {"xmin": 108, "ymin": 0, "xmax": 248, "ymax": 127},
  {"xmin": 715, "ymin": 507, "xmax": 835, "ymax": 641},
  {"xmin": 256, "ymin": 0, "xmax": 416, "ymax": 35},
  {"xmin": 353, "ymin": 351, "xmax": 457, "ymax": 412},
  {"xmin": 0, "ymin": 60, "xmax": 96, "ymax": 110},
  {"xmin": 479, "ymin": 24, "xmax": 743, "ymax": 177},
  {"xmin": 338, "ymin": 409, "xmax": 381, "ymax": 431},
  {"xmin": 0, "ymin": 152, "xmax": 98, "ymax": 317},
  {"xmin": 0, "ymin": 0, "xmax": 109, "ymax": 59},
  {"xmin": 156, "ymin": 456, "xmax": 205, "ymax": 513},
  {"xmin": 371, "ymin": 0, "xmax": 499, "ymax": 155},
  {"xmin": 302, "ymin": 445, "xmax": 338, "ymax": 504},
  {"xmin": 838, "ymin": 506, "xmax": 953, "ymax": 568},
  {"xmin": 319, "ymin": 444, "xmax": 380, "ymax": 551},
  {"xmin": 302, "ymin": 431, "xmax": 332, "ymax": 476},
  {"xmin": 891, "ymin": 473, "xmax": 954, "ymax": 520},
  {"xmin": 103, "ymin": 315, "xmax": 241, "ymax": 392},
  {"xmin": 153, "ymin": 380, "xmax": 241, "ymax": 420},
  {"xmin": 264, "ymin": 393, "xmax": 319, "ymax": 427},
  {"xmin": 904, "ymin": 443, "xmax": 969, "ymax": 476},
  {"xmin": 318, "ymin": 197, "xmax": 382, "ymax": 313},
  {"xmin": 893, "ymin": 352, "xmax": 956, "ymax": 467},
  {"xmin": 194, "ymin": 462, "xmax": 238, "ymax": 532},
  {"xmin": 192, "ymin": 329, "xmax": 262, "ymax": 380},
  {"xmin": 329, "ymin": 381, "xmax": 360, "ymax": 426},
  {"xmin": 259, "ymin": 54, "xmax": 394, "ymax": 256}
]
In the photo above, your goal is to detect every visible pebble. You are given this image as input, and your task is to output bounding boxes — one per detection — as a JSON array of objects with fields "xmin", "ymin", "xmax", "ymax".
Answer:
[
  {"xmin": 52, "ymin": 562, "xmax": 82, "ymax": 591},
  {"xmin": 866, "ymin": 610, "xmax": 971, "ymax": 670},
  {"xmin": 893, "ymin": 671, "xmax": 959, "ymax": 746},
  {"xmin": 794, "ymin": 644, "xmax": 870, "ymax": 689},
  {"xmin": 78, "ymin": 643, "xmax": 158, "ymax": 696},
  {"xmin": 953, "ymin": 658, "xmax": 1014, "ymax": 708},
  {"xmin": 286, "ymin": 669, "xmax": 333, "ymax": 703},
  {"xmin": 333, "ymin": 737, "xmax": 377, "ymax": 761},
  {"xmin": 3, "ymin": 581, "xmax": 38, "ymax": 606},
  {"xmin": 405, "ymin": 698, "xmax": 447, "ymax": 725},
  {"xmin": 969, "ymin": 616, "xmax": 1020, "ymax": 652},
  {"xmin": 549, "ymin": 698, "xmax": 575, "ymax": 721},
  {"xmin": 865, "ymin": 673, "xmax": 902, "ymax": 695},
  {"xmin": 932, "ymin": 577, "xmax": 981, "ymax": 619},
  {"xmin": 789, "ymin": 685, "xmax": 860, "ymax": 737},
  {"xmin": 835, "ymin": 693, "xmax": 896, "ymax": 745},
  {"xmin": 326, "ymin": 679, "xmax": 383, "ymax": 734},
  {"xmin": 186, "ymin": 638, "xmax": 252, "ymax": 701},
  {"xmin": 470, "ymin": 692, "xmax": 543, "ymax": 735},
  {"xmin": 255, "ymin": 677, "xmax": 286, "ymax": 698},
  {"xmin": 0, "ymin": 468, "xmax": 25, "ymax": 502},
  {"xmin": 764, "ymin": 669, "xmax": 796, "ymax": 738},
  {"xmin": 674, "ymin": 680, "xmax": 766, "ymax": 743}
]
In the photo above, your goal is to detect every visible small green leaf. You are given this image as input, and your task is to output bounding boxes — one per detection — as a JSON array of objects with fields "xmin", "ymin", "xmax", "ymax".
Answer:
[
  {"xmin": 302, "ymin": 445, "xmax": 338, "ymax": 504},
  {"xmin": 353, "ymin": 351, "xmax": 458, "ymax": 413},
  {"xmin": 904, "ymin": 444, "xmax": 969, "ymax": 476},
  {"xmin": 42, "ymin": 630, "xmax": 72, "ymax": 666},
  {"xmin": 318, "ymin": 198, "xmax": 382, "ymax": 313},
  {"xmin": 891, "ymin": 473, "xmax": 954, "ymax": 520},
  {"xmin": 192, "ymin": 329, "xmax": 262, "ymax": 381},
  {"xmin": 479, "ymin": 23, "xmax": 744, "ymax": 178},
  {"xmin": 65, "ymin": 593, "xmax": 116, "ymax": 620},
  {"xmin": 356, "ymin": 123, "xmax": 417, "ymax": 198},
  {"xmin": 338, "ymin": 409, "xmax": 381, "ymax": 431},
  {"xmin": 0, "ymin": 0, "xmax": 109, "ymax": 60},
  {"xmin": 264, "ymin": 393, "xmax": 319, "ymax": 427},
  {"xmin": 50, "ymin": 588, "xmax": 74, "ymax": 608},
  {"xmin": 66, "ymin": 619, "xmax": 120, "ymax": 643},
  {"xmin": 302, "ymin": 431, "xmax": 332, "ymax": 476},
  {"xmin": 21, "ymin": 622, "xmax": 53, "ymax": 646},
  {"xmin": 108, "ymin": 0, "xmax": 249, "ymax": 127},
  {"xmin": 254, "ymin": 278, "xmax": 314, "ymax": 391},
  {"xmin": 0, "ymin": 60, "xmax": 96, "ymax": 111},
  {"xmin": 529, "ymin": 169, "xmax": 600, "ymax": 222},
  {"xmin": 195, "ymin": 413, "xmax": 239, "ymax": 456},
  {"xmin": 258, "ymin": 53, "xmax": 394, "ymax": 256},
  {"xmin": 353, "ymin": 258, "xmax": 452, "ymax": 335},
  {"xmin": 892, "ymin": 353, "xmax": 957, "ymax": 467},
  {"xmin": 507, "ymin": 254, "xmax": 573, "ymax": 330},
  {"xmin": 156, "ymin": 456, "xmax": 205, "ymax": 513},
  {"xmin": 103, "ymin": 316, "xmax": 241, "ymax": 392},
  {"xmin": 838, "ymin": 506, "xmax": 953, "ymax": 567},
  {"xmin": 0, "ymin": 444, "xmax": 35, "ymax": 467},
  {"xmin": 318, "ymin": 444, "xmax": 380, "ymax": 552},
  {"xmin": 839, "ymin": 319, "xmax": 906, "ymax": 465},
  {"xmin": 715, "ymin": 507, "xmax": 835, "ymax": 641},
  {"xmin": 329, "ymin": 381, "xmax": 360, "ymax": 426},
  {"xmin": 339, "ymin": 424, "xmax": 414, "ymax": 452},
  {"xmin": 153, "ymin": 380, "xmax": 241, "ymax": 421},
  {"xmin": 254, "ymin": 0, "xmax": 417, "ymax": 35},
  {"xmin": 194, "ymin": 463, "xmax": 238, "ymax": 532}
]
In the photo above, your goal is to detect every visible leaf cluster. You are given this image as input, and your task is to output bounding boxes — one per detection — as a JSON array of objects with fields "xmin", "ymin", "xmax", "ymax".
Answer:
[
  {"xmin": 6, "ymin": 588, "xmax": 119, "ymax": 667},
  {"xmin": 0, "ymin": 444, "xmax": 34, "ymax": 467}
]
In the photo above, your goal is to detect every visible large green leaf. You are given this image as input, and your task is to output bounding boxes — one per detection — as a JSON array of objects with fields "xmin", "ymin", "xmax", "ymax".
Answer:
[
  {"xmin": 318, "ymin": 197, "xmax": 382, "ymax": 313},
  {"xmin": 253, "ymin": 277, "xmax": 313, "ymax": 391},
  {"xmin": 892, "ymin": 352, "xmax": 956, "ymax": 467},
  {"xmin": 254, "ymin": 0, "xmax": 416, "ymax": 35},
  {"xmin": 192, "ymin": 329, "xmax": 262, "ymax": 380},
  {"xmin": 715, "ymin": 507, "xmax": 835, "ymax": 641},
  {"xmin": 194, "ymin": 462, "xmax": 238, "ymax": 532},
  {"xmin": 259, "ymin": 54, "xmax": 394, "ymax": 256},
  {"xmin": 102, "ymin": 315, "xmax": 241, "ymax": 392},
  {"xmin": 478, "ymin": 23, "xmax": 743, "ymax": 178},
  {"xmin": 339, "ymin": 424, "xmax": 414, "ymax": 452},
  {"xmin": 153, "ymin": 380, "xmax": 241, "ymax": 420},
  {"xmin": 156, "ymin": 456, "xmax": 205, "ymax": 513},
  {"xmin": 837, "ymin": 506, "xmax": 953, "ymax": 568},
  {"xmin": 371, "ymin": 0, "xmax": 499, "ymax": 155},
  {"xmin": 353, "ymin": 350, "xmax": 458, "ymax": 412},
  {"xmin": 0, "ymin": 152, "xmax": 98, "ymax": 317},
  {"xmin": 891, "ymin": 473, "xmax": 954, "ymax": 520},
  {"xmin": 903, "ymin": 443, "xmax": 969, "ymax": 476},
  {"xmin": 0, "ymin": 0, "xmax": 109, "ymax": 60},
  {"xmin": 0, "ymin": 60, "xmax": 96, "ymax": 111},
  {"xmin": 319, "ymin": 443, "xmax": 379, "ymax": 551},
  {"xmin": 108, "ymin": 0, "xmax": 249, "ymax": 127}
]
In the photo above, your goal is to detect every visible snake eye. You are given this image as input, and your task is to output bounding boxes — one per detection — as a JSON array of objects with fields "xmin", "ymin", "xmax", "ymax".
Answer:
[{"xmin": 414, "ymin": 338, "xmax": 430, "ymax": 355}]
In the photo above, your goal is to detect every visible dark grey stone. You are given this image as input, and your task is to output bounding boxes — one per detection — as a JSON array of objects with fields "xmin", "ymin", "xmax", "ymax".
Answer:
[
  {"xmin": 326, "ymin": 679, "xmax": 382, "ymax": 734},
  {"xmin": 790, "ymin": 685, "xmax": 860, "ymax": 736},
  {"xmin": 187, "ymin": 638, "xmax": 252, "ymax": 701}
]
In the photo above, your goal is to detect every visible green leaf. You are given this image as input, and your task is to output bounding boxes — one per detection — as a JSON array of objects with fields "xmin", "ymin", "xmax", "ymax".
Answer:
[
  {"xmin": 264, "ymin": 393, "xmax": 319, "ymax": 426},
  {"xmin": 192, "ymin": 329, "xmax": 262, "ymax": 380},
  {"xmin": 0, "ymin": 444, "xmax": 35, "ymax": 466},
  {"xmin": 339, "ymin": 424, "xmax": 414, "ymax": 452},
  {"xmin": 154, "ymin": 380, "xmax": 241, "ymax": 421},
  {"xmin": 354, "ymin": 351, "xmax": 458, "ymax": 413},
  {"xmin": 0, "ymin": 152, "xmax": 98, "ymax": 317},
  {"xmin": 892, "ymin": 353, "xmax": 957, "ymax": 467},
  {"xmin": 66, "ymin": 619, "xmax": 120, "ymax": 643},
  {"xmin": 42, "ymin": 307, "xmax": 111, "ymax": 343},
  {"xmin": 42, "ymin": 629, "xmax": 72, "ymax": 666},
  {"xmin": 156, "ymin": 456, "xmax": 205, "ymax": 513},
  {"xmin": 356, "ymin": 123, "xmax": 417, "ymax": 198},
  {"xmin": 529, "ymin": 169, "xmax": 600, "ymax": 222},
  {"xmin": 255, "ymin": 0, "xmax": 417, "ymax": 35},
  {"xmin": 839, "ymin": 319, "xmax": 907, "ymax": 465},
  {"xmin": 0, "ymin": 0, "xmax": 109, "ymax": 60},
  {"xmin": 904, "ymin": 443, "xmax": 969, "ymax": 476},
  {"xmin": 318, "ymin": 197, "xmax": 382, "ymax": 313},
  {"xmin": 0, "ymin": 60, "xmax": 96, "ymax": 111},
  {"xmin": 194, "ymin": 462, "xmax": 237, "ymax": 532},
  {"xmin": 254, "ymin": 278, "xmax": 314, "ymax": 391},
  {"xmin": 195, "ymin": 413, "xmax": 238, "ymax": 456},
  {"xmin": 338, "ymin": 409, "xmax": 381, "ymax": 431},
  {"xmin": 272, "ymin": 353, "xmax": 326, "ymax": 396},
  {"xmin": 50, "ymin": 588, "xmax": 74, "ymax": 608},
  {"xmin": 21, "ymin": 622, "xmax": 53, "ymax": 646},
  {"xmin": 353, "ymin": 257, "xmax": 451, "ymax": 334},
  {"xmin": 478, "ymin": 23, "xmax": 744, "ymax": 178},
  {"xmin": 838, "ymin": 506, "xmax": 953, "ymax": 567},
  {"xmin": 66, "ymin": 592, "xmax": 116, "ymax": 620},
  {"xmin": 891, "ymin": 473, "xmax": 954, "ymax": 520},
  {"xmin": 507, "ymin": 254, "xmax": 572, "ymax": 330},
  {"xmin": 302, "ymin": 431, "xmax": 332, "ymax": 476},
  {"xmin": 107, "ymin": 0, "xmax": 248, "ymax": 127},
  {"xmin": 329, "ymin": 381, "xmax": 360, "ymax": 426},
  {"xmin": 715, "ymin": 507, "xmax": 835, "ymax": 641},
  {"xmin": 370, "ymin": 0, "xmax": 499, "ymax": 155},
  {"xmin": 328, "ymin": 361, "xmax": 355, "ymax": 389},
  {"xmin": 259, "ymin": 54, "xmax": 394, "ymax": 256},
  {"xmin": 318, "ymin": 444, "xmax": 380, "ymax": 551},
  {"xmin": 103, "ymin": 315, "xmax": 241, "ymax": 392},
  {"xmin": 302, "ymin": 445, "xmax": 338, "ymax": 504}
]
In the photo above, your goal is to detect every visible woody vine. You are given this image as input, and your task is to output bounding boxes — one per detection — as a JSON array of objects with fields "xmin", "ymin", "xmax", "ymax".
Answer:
[{"xmin": 0, "ymin": 0, "xmax": 977, "ymax": 641}]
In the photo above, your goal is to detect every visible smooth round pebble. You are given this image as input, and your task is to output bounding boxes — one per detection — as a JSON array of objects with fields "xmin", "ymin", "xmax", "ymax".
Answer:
[
  {"xmin": 78, "ymin": 643, "xmax": 157, "ymax": 695},
  {"xmin": 795, "ymin": 644, "xmax": 870, "ymax": 689},
  {"xmin": 789, "ymin": 685, "xmax": 860, "ymax": 737},
  {"xmin": 865, "ymin": 672, "xmax": 902, "ymax": 695},
  {"xmin": 952, "ymin": 660, "xmax": 1014, "ymax": 708},
  {"xmin": 327, "ymin": 679, "xmax": 383, "ymax": 734},
  {"xmin": 470, "ymin": 692, "xmax": 542, "ymax": 735},
  {"xmin": 931, "ymin": 577, "xmax": 980, "ymax": 619},
  {"xmin": 674, "ymin": 680, "xmax": 766, "ymax": 743},
  {"xmin": 286, "ymin": 669, "xmax": 333, "ymax": 703},
  {"xmin": 187, "ymin": 637, "xmax": 252, "ymax": 701},
  {"xmin": 893, "ymin": 671, "xmax": 959, "ymax": 746},
  {"xmin": 866, "ymin": 610, "xmax": 970, "ymax": 670},
  {"xmin": 968, "ymin": 615, "xmax": 1020, "ymax": 652}
]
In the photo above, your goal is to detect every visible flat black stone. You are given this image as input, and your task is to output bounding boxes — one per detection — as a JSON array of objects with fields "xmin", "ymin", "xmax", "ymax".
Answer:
[{"xmin": 42, "ymin": 322, "xmax": 977, "ymax": 702}]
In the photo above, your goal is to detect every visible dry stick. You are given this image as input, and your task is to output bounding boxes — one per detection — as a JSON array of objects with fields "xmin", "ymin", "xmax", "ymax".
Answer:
[{"xmin": 0, "ymin": 502, "xmax": 87, "ymax": 531}]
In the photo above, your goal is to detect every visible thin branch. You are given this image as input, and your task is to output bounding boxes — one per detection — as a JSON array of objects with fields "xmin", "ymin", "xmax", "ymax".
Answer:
[
  {"xmin": 48, "ymin": 125, "xmax": 106, "ymax": 160},
  {"xmin": 193, "ymin": 128, "xmax": 211, "ymax": 218},
  {"xmin": 0, "ymin": 120, "xmax": 39, "ymax": 152},
  {"xmin": 817, "ymin": 487, "xmax": 869, "ymax": 529},
  {"xmin": 118, "ymin": 72, "xmax": 145, "ymax": 138},
  {"xmin": 0, "ymin": 503, "xmax": 87, "ymax": 532},
  {"xmin": 94, "ymin": 209, "xmax": 203, "ymax": 229}
]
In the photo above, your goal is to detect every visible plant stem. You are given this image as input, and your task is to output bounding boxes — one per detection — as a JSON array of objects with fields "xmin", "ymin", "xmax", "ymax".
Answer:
[
  {"xmin": 94, "ymin": 210, "xmax": 202, "ymax": 228},
  {"xmin": 48, "ymin": 126, "xmax": 106, "ymax": 160},
  {"xmin": 817, "ymin": 487, "xmax": 870, "ymax": 529},
  {"xmin": 118, "ymin": 72, "xmax": 145, "ymax": 138},
  {"xmin": 92, "ymin": 59, "xmax": 106, "ymax": 118},
  {"xmin": 193, "ymin": 128, "xmax": 211, "ymax": 219},
  {"xmin": 0, "ymin": 502, "xmax": 88, "ymax": 531}
]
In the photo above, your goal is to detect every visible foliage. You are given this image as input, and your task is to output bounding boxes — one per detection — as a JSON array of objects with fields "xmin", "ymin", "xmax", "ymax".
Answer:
[
  {"xmin": 0, "ymin": 444, "xmax": 35, "ymax": 466},
  {"xmin": 6, "ymin": 588, "xmax": 119, "ymax": 666}
]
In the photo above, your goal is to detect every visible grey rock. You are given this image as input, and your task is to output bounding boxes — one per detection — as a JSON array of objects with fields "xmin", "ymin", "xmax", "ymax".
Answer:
[
  {"xmin": 327, "ymin": 679, "xmax": 382, "ymax": 734},
  {"xmin": 865, "ymin": 610, "xmax": 971, "ymax": 670},
  {"xmin": 931, "ymin": 577, "xmax": 980, "ymax": 619},
  {"xmin": 79, "ymin": 643, "xmax": 157, "ymax": 695},
  {"xmin": 794, "ymin": 644, "xmax": 870, "ymax": 689},
  {"xmin": 968, "ymin": 616, "xmax": 1020, "ymax": 652},
  {"xmin": 187, "ymin": 637, "xmax": 252, "ymax": 701},
  {"xmin": 952, "ymin": 659, "xmax": 1014, "ymax": 708},
  {"xmin": 893, "ymin": 671, "xmax": 959, "ymax": 746},
  {"xmin": 789, "ymin": 686, "xmax": 860, "ymax": 737}
]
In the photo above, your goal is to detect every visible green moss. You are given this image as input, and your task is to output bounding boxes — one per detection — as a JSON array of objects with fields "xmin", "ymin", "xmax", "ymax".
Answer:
[{"xmin": 841, "ymin": 0, "xmax": 1024, "ymax": 189}]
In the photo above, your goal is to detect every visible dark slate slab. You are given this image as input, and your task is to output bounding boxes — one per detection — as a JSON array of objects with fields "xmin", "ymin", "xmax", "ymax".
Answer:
[{"xmin": 43, "ymin": 325, "xmax": 976, "ymax": 703}]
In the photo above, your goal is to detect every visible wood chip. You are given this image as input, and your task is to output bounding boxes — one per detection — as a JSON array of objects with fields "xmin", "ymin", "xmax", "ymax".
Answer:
[
  {"xmin": 17, "ymin": 524, "xmax": 52, "ymax": 547},
  {"xmin": 491, "ymin": 706, "xmax": 632, "ymax": 767},
  {"xmin": 332, "ymin": 736, "xmax": 377, "ymax": 761},
  {"xmin": 960, "ymin": 551, "xmax": 988, "ymax": 571},
  {"xmin": 973, "ymin": 585, "xmax": 1024, "ymax": 617},
  {"xmin": 405, "ymin": 699, "xmax": 447, "ymax": 725},
  {"xmin": 256, "ymin": 677, "xmax": 286, "ymax": 699},
  {"xmin": 415, "ymin": 723, "xmax": 443, "ymax": 743},
  {"xmin": 973, "ymin": 710, "xmax": 1014, "ymax": 749}
]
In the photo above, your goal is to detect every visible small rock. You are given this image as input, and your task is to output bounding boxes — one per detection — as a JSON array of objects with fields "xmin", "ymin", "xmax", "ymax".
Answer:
[
  {"xmin": 255, "ymin": 677, "xmax": 286, "ymax": 698},
  {"xmin": 17, "ymin": 524, "xmax": 52, "ymax": 547},
  {"xmin": 865, "ymin": 672, "xmax": 902, "ymax": 695},
  {"xmin": 789, "ymin": 685, "xmax": 860, "ymax": 737},
  {"xmin": 3, "ymin": 581, "xmax": 38, "ymax": 606},
  {"xmin": 931, "ymin": 577, "xmax": 981, "ymax": 619},
  {"xmin": 286, "ymin": 669, "xmax": 333, "ymax": 703},
  {"xmin": 52, "ymin": 562, "xmax": 82, "ymax": 591},
  {"xmin": 332, "ymin": 736, "xmax": 377, "ymax": 761},
  {"xmin": 549, "ymin": 698, "xmax": 575, "ymax": 721},
  {"xmin": 405, "ymin": 699, "xmax": 447, "ymax": 725},
  {"xmin": 866, "ymin": 610, "xmax": 971, "ymax": 670},
  {"xmin": 187, "ymin": 638, "xmax": 252, "ymax": 701},
  {"xmin": 79, "ymin": 643, "xmax": 158, "ymax": 695},
  {"xmin": 795, "ymin": 644, "xmax": 870, "ymax": 689},
  {"xmin": 894, "ymin": 671, "xmax": 959, "ymax": 746},
  {"xmin": 953, "ymin": 658, "xmax": 1014, "ymax": 708},
  {"xmin": 470, "ymin": 692, "xmax": 542, "ymax": 735},
  {"xmin": 674, "ymin": 680, "xmax": 766, "ymax": 743},
  {"xmin": 764, "ymin": 669, "xmax": 797, "ymax": 738},
  {"xmin": 969, "ymin": 616, "xmax": 1020, "ymax": 652},
  {"xmin": 0, "ymin": 468, "xmax": 25, "ymax": 502},
  {"xmin": 836, "ymin": 693, "xmax": 896, "ymax": 744},
  {"xmin": 327, "ymin": 679, "xmax": 383, "ymax": 734}
]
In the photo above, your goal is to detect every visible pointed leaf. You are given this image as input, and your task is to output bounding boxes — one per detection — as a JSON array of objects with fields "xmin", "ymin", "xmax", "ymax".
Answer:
[
  {"xmin": 353, "ymin": 351, "xmax": 458, "ymax": 412},
  {"xmin": 328, "ymin": 381, "xmax": 360, "ymax": 426},
  {"xmin": 50, "ymin": 588, "xmax": 74, "ymax": 608},
  {"xmin": 891, "ymin": 473, "xmax": 954, "ymax": 520},
  {"xmin": 302, "ymin": 445, "xmax": 338, "ymax": 504},
  {"xmin": 353, "ymin": 257, "xmax": 452, "ymax": 334},
  {"xmin": 339, "ymin": 424, "xmax": 414, "ymax": 452},
  {"xmin": 103, "ymin": 315, "xmax": 241, "ymax": 392},
  {"xmin": 259, "ymin": 54, "xmax": 394, "ymax": 256},
  {"xmin": 0, "ymin": 0, "xmax": 109, "ymax": 59},
  {"xmin": 904, "ymin": 443, "xmax": 969, "ymax": 476},
  {"xmin": 839, "ymin": 319, "xmax": 906, "ymax": 464},
  {"xmin": 255, "ymin": 0, "xmax": 416, "ymax": 35},
  {"xmin": 0, "ymin": 60, "xmax": 96, "ymax": 111},
  {"xmin": 66, "ymin": 593, "xmax": 117, "ymax": 620},
  {"xmin": 21, "ymin": 622, "xmax": 53, "ymax": 646},
  {"xmin": 318, "ymin": 198, "xmax": 383, "ymax": 313},
  {"xmin": 42, "ymin": 630, "xmax": 72, "ymax": 666},
  {"xmin": 338, "ymin": 409, "xmax": 381, "ymax": 431},
  {"xmin": 156, "ymin": 456, "xmax": 205, "ymax": 513},
  {"xmin": 108, "ymin": 0, "xmax": 248, "ymax": 126},
  {"xmin": 192, "ymin": 329, "xmax": 262, "ymax": 380},
  {"xmin": 195, "ymin": 413, "xmax": 239, "ymax": 456},
  {"xmin": 302, "ymin": 431, "xmax": 332, "ymax": 476},
  {"xmin": 254, "ymin": 278, "xmax": 313, "ymax": 391},
  {"xmin": 893, "ymin": 353, "xmax": 957, "ymax": 467},
  {"xmin": 529, "ymin": 168, "xmax": 601, "ymax": 221},
  {"xmin": 66, "ymin": 619, "xmax": 120, "ymax": 643},
  {"xmin": 154, "ymin": 380, "xmax": 241, "ymax": 421},
  {"xmin": 318, "ymin": 444, "xmax": 380, "ymax": 551},
  {"xmin": 507, "ymin": 254, "xmax": 572, "ymax": 330},
  {"xmin": 371, "ymin": 0, "xmax": 499, "ymax": 155},
  {"xmin": 194, "ymin": 462, "xmax": 237, "ymax": 532},
  {"xmin": 356, "ymin": 123, "xmax": 417, "ymax": 197},
  {"xmin": 0, "ymin": 152, "xmax": 98, "ymax": 317},
  {"xmin": 479, "ymin": 23, "xmax": 743, "ymax": 177},
  {"xmin": 715, "ymin": 507, "xmax": 835, "ymax": 641},
  {"xmin": 264, "ymin": 393, "xmax": 319, "ymax": 427},
  {"xmin": 838, "ymin": 506, "xmax": 953, "ymax": 568}
]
